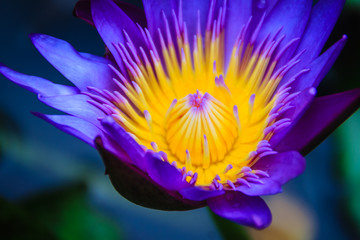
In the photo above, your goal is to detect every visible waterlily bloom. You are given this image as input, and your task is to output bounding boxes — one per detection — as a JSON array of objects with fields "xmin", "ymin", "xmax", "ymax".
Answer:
[{"xmin": 1, "ymin": 0, "xmax": 359, "ymax": 229}]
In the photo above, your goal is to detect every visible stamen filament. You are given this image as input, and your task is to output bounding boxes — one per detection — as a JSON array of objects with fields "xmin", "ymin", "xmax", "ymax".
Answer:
[{"xmin": 203, "ymin": 135, "xmax": 210, "ymax": 168}]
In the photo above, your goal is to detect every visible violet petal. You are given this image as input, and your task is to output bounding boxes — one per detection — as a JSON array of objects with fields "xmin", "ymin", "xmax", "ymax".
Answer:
[
  {"xmin": 30, "ymin": 34, "xmax": 117, "ymax": 91},
  {"xmin": 289, "ymin": 0, "xmax": 346, "ymax": 76},
  {"xmin": 38, "ymin": 94, "xmax": 105, "ymax": 127},
  {"xmin": 101, "ymin": 116, "xmax": 146, "ymax": 170},
  {"xmin": 237, "ymin": 151, "xmax": 306, "ymax": 196},
  {"xmin": 145, "ymin": 151, "xmax": 190, "ymax": 191},
  {"xmin": 251, "ymin": 0, "xmax": 278, "ymax": 28},
  {"xmin": 34, "ymin": 113, "xmax": 130, "ymax": 169},
  {"xmin": 181, "ymin": 0, "xmax": 212, "ymax": 38},
  {"xmin": 276, "ymin": 89, "xmax": 360, "ymax": 155},
  {"xmin": 290, "ymin": 36, "xmax": 347, "ymax": 92},
  {"xmin": 224, "ymin": 0, "xmax": 252, "ymax": 66},
  {"xmin": 0, "ymin": 64, "xmax": 79, "ymax": 96},
  {"xmin": 74, "ymin": 0, "xmax": 147, "ymax": 27},
  {"xmin": 256, "ymin": 0, "xmax": 312, "ymax": 65},
  {"xmin": 270, "ymin": 87, "xmax": 316, "ymax": 146},
  {"xmin": 143, "ymin": 0, "xmax": 177, "ymax": 38},
  {"xmin": 208, "ymin": 191, "xmax": 272, "ymax": 229},
  {"xmin": 91, "ymin": 0, "xmax": 145, "ymax": 75},
  {"xmin": 33, "ymin": 113, "xmax": 102, "ymax": 147},
  {"xmin": 95, "ymin": 137, "xmax": 204, "ymax": 210},
  {"xmin": 179, "ymin": 186, "xmax": 225, "ymax": 201}
]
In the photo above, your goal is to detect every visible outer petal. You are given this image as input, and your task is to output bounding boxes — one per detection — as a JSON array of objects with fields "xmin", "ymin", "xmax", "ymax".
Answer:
[
  {"xmin": 38, "ymin": 94, "xmax": 105, "ymax": 126},
  {"xmin": 276, "ymin": 89, "xmax": 360, "ymax": 155},
  {"xmin": 208, "ymin": 191, "xmax": 272, "ymax": 229},
  {"xmin": 95, "ymin": 137, "xmax": 204, "ymax": 210},
  {"xmin": 144, "ymin": 151, "xmax": 190, "ymax": 191},
  {"xmin": 91, "ymin": 0, "xmax": 145, "ymax": 74},
  {"xmin": 30, "ymin": 34, "xmax": 117, "ymax": 91},
  {"xmin": 179, "ymin": 186, "xmax": 225, "ymax": 202},
  {"xmin": 236, "ymin": 151, "xmax": 306, "ymax": 196},
  {"xmin": 289, "ymin": 0, "xmax": 346, "ymax": 75},
  {"xmin": 33, "ymin": 113, "xmax": 102, "ymax": 147},
  {"xmin": 0, "ymin": 64, "xmax": 79, "ymax": 96},
  {"xmin": 290, "ymin": 36, "xmax": 347, "ymax": 92},
  {"xmin": 73, "ymin": 0, "xmax": 147, "ymax": 27},
  {"xmin": 256, "ymin": 0, "xmax": 312, "ymax": 65},
  {"xmin": 101, "ymin": 116, "xmax": 146, "ymax": 170},
  {"xmin": 33, "ymin": 113, "xmax": 126, "ymax": 162}
]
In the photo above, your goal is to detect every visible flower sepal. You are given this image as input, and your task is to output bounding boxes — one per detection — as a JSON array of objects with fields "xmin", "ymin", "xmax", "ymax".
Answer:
[{"xmin": 95, "ymin": 136, "xmax": 206, "ymax": 211}]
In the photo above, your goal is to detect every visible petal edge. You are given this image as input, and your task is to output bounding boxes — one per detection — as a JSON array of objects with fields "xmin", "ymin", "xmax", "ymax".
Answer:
[{"xmin": 208, "ymin": 191, "xmax": 272, "ymax": 229}]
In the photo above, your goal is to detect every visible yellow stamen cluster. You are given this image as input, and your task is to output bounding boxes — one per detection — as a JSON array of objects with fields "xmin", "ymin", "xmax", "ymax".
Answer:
[{"xmin": 109, "ymin": 12, "xmax": 287, "ymax": 187}]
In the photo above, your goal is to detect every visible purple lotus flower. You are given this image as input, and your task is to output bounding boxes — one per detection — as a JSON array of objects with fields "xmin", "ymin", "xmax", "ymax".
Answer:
[{"xmin": 1, "ymin": 0, "xmax": 359, "ymax": 229}]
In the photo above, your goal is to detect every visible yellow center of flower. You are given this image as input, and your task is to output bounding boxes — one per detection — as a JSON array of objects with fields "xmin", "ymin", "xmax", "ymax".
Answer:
[
  {"xmin": 166, "ymin": 91, "xmax": 238, "ymax": 167},
  {"xmin": 102, "ymin": 7, "xmax": 297, "ymax": 188}
]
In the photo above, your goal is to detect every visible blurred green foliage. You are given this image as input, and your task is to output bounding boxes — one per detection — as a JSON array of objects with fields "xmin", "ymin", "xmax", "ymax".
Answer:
[
  {"xmin": 346, "ymin": 0, "xmax": 360, "ymax": 8},
  {"xmin": 0, "ymin": 183, "xmax": 122, "ymax": 240},
  {"xmin": 337, "ymin": 111, "xmax": 360, "ymax": 237}
]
